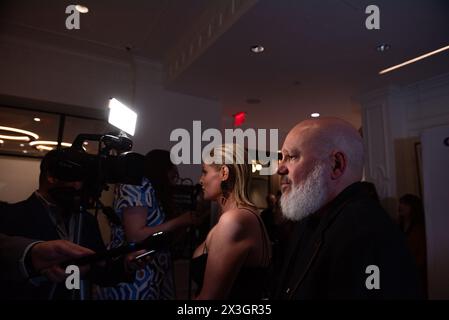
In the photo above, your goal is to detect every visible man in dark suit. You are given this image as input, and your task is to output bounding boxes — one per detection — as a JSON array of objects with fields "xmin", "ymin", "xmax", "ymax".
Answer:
[
  {"xmin": 274, "ymin": 117, "xmax": 422, "ymax": 299},
  {"xmin": 0, "ymin": 149, "xmax": 137, "ymax": 299}
]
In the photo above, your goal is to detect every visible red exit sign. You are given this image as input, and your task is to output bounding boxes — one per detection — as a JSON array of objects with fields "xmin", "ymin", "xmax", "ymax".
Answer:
[{"xmin": 233, "ymin": 112, "xmax": 246, "ymax": 127}]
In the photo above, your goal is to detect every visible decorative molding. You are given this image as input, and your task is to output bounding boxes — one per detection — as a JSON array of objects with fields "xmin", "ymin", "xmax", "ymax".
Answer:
[
  {"xmin": 362, "ymin": 101, "xmax": 396, "ymax": 199},
  {"xmin": 372, "ymin": 165, "xmax": 389, "ymax": 199},
  {"xmin": 165, "ymin": 0, "xmax": 259, "ymax": 83}
]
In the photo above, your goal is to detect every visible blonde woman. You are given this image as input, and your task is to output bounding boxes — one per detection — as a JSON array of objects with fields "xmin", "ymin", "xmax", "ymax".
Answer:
[{"xmin": 191, "ymin": 144, "xmax": 271, "ymax": 299}]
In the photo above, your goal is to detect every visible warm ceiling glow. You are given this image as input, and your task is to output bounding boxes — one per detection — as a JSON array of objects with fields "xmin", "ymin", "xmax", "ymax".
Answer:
[
  {"xmin": 75, "ymin": 5, "xmax": 89, "ymax": 13},
  {"xmin": 36, "ymin": 145, "xmax": 54, "ymax": 151},
  {"xmin": 19, "ymin": 143, "xmax": 25, "ymax": 147},
  {"xmin": 33, "ymin": 118, "xmax": 41, "ymax": 122},
  {"xmin": 0, "ymin": 135, "xmax": 30, "ymax": 141},
  {"xmin": 311, "ymin": 113, "xmax": 320, "ymax": 118},
  {"xmin": 379, "ymin": 44, "xmax": 449, "ymax": 75},
  {"xmin": 29, "ymin": 140, "xmax": 72, "ymax": 147},
  {"xmin": 0, "ymin": 126, "xmax": 39, "ymax": 141},
  {"xmin": 0, "ymin": 139, "xmax": 4, "ymax": 144}
]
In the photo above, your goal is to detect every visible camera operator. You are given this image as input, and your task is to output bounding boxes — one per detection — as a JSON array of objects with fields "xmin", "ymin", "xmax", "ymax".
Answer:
[
  {"xmin": 0, "ymin": 149, "xmax": 143, "ymax": 300},
  {"xmin": 97, "ymin": 149, "xmax": 205, "ymax": 300}
]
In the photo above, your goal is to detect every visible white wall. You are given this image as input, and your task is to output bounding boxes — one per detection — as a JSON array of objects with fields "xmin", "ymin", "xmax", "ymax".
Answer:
[
  {"xmin": 359, "ymin": 72, "xmax": 449, "ymax": 299},
  {"xmin": 0, "ymin": 34, "xmax": 222, "ymax": 187},
  {"xmin": 421, "ymin": 125, "xmax": 449, "ymax": 299},
  {"xmin": 0, "ymin": 156, "xmax": 40, "ymax": 203}
]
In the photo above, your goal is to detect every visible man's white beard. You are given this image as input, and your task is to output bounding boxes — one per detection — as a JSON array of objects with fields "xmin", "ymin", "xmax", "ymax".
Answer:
[{"xmin": 280, "ymin": 162, "xmax": 329, "ymax": 222}]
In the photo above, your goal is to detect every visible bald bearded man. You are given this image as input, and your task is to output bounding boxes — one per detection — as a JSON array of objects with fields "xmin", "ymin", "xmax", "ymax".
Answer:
[{"xmin": 274, "ymin": 118, "xmax": 422, "ymax": 299}]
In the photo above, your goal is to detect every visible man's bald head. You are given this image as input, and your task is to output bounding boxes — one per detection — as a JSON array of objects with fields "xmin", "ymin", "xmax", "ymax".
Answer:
[
  {"xmin": 288, "ymin": 117, "xmax": 364, "ymax": 181},
  {"xmin": 278, "ymin": 117, "xmax": 364, "ymax": 221}
]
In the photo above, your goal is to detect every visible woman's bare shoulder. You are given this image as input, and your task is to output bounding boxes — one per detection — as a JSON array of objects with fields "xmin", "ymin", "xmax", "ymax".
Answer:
[
  {"xmin": 214, "ymin": 208, "xmax": 257, "ymax": 238},
  {"xmin": 219, "ymin": 207, "xmax": 256, "ymax": 224}
]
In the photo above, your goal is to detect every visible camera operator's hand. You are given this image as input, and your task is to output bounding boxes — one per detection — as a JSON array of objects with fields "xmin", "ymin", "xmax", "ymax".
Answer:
[{"xmin": 30, "ymin": 240, "xmax": 94, "ymax": 283}]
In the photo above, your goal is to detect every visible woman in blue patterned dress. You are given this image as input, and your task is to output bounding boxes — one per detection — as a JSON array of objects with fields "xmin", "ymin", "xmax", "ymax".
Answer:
[{"xmin": 97, "ymin": 150, "xmax": 195, "ymax": 300}]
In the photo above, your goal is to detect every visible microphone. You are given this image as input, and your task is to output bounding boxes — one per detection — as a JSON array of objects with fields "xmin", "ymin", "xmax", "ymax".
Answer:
[{"xmin": 61, "ymin": 231, "xmax": 168, "ymax": 267}]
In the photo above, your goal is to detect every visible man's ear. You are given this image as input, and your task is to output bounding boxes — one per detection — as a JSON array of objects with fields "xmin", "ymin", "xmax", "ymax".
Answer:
[
  {"xmin": 330, "ymin": 151, "xmax": 346, "ymax": 179},
  {"xmin": 220, "ymin": 165, "xmax": 230, "ymax": 181}
]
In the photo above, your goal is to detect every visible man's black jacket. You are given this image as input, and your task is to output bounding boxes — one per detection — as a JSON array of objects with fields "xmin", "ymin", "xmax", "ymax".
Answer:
[
  {"xmin": 274, "ymin": 182, "xmax": 423, "ymax": 299},
  {"xmin": 0, "ymin": 193, "xmax": 132, "ymax": 299}
]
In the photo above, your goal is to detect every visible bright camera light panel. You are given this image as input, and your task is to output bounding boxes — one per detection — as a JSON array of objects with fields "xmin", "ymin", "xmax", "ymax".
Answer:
[{"xmin": 108, "ymin": 98, "xmax": 137, "ymax": 136}]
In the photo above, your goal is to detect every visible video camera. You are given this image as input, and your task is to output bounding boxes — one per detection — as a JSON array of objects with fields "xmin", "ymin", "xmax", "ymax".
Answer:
[{"xmin": 44, "ymin": 131, "xmax": 144, "ymax": 208}]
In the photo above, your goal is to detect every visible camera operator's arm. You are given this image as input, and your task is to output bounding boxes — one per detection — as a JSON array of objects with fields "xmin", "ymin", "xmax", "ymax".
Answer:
[
  {"xmin": 0, "ymin": 234, "xmax": 94, "ymax": 283},
  {"xmin": 0, "ymin": 233, "xmax": 36, "ymax": 282},
  {"xmin": 122, "ymin": 207, "xmax": 195, "ymax": 243}
]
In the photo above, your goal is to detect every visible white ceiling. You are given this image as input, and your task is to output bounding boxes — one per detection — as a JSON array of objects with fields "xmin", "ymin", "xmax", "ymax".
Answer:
[
  {"xmin": 167, "ymin": 0, "xmax": 449, "ymax": 137},
  {"xmin": 1, "ymin": 0, "xmax": 449, "ymax": 139}
]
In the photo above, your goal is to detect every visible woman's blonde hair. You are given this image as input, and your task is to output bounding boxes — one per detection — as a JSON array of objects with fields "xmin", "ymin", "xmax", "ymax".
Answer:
[{"xmin": 207, "ymin": 143, "xmax": 255, "ymax": 209}]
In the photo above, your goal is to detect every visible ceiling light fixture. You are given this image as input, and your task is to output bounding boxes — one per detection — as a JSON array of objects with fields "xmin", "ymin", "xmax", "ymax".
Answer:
[
  {"xmin": 311, "ymin": 113, "xmax": 320, "ymax": 118},
  {"xmin": 33, "ymin": 118, "xmax": 41, "ymax": 122},
  {"xmin": 376, "ymin": 43, "xmax": 391, "ymax": 52},
  {"xmin": 36, "ymin": 145, "xmax": 54, "ymax": 151},
  {"xmin": 0, "ymin": 135, "xmax": 30, "ymax": 141},
  {"xmin": 0, "ymin": 126, "xmax": 39, "ymax": 141},
  {"xmin": 0, "ymin": 139, "xmax": 4, "ymax": 144},
  {"xmin": 251, "ymin": 160, "xmax": 263, "ymax": 173},
  {"xmin": 75, "ymin": 5, "xmax": 89, "ymax": 13},
  {"xmin": 379, "ymin": 44, "xmax": 449, "ymax": 75},
  {"xmin": 29, "ymin": 140, "xmax": 72, "ymax": 148},
  {"xmin": 250, "ymin": 45, "xmax": 265, "ymax": 54},
  {"xmin": 19, "ymin": 143, "xmax": 25, "ymax": 147}
]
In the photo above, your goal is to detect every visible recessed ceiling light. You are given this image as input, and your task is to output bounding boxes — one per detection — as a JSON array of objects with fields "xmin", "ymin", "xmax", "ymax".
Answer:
[
  {"xmin": 75, "ymin": 5, "xmax": 89, "ymax": 13},
  {"xmin": 250, "ymin": 45, "xmax": 264, "ymax": 54},
  {"xmin": 311, "ymin": 113, "xmax": 320, "ymax": 118},
  {"xmin": 0, "ymin": 139, "xmax": 4, "ymax": 144},
  {"xmin": 22, "ymin": 150, "xmax": 28, "ymax": 154},
  {"xmin": 33, "ymin": 117, "xmax": 41, "ymax": 122},
  {"xmin": 376, "ymin": 43, "xmax": 391, "ymax": 52},
  {"xmin": 19, "ymin": 143, "xmax": 25, "ymax": 147},
  {"xmin": 380, "ymin": 44, "xmax": 449, "ymax": 75}
]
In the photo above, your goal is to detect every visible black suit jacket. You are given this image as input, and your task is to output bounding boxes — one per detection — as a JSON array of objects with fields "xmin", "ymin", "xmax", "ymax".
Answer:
[
  {"xmin": 0, "ymin": 194, "xmax": 104, "ymax": 251},
  {"xmin": 274, "ymin": 182, "xmax": 423, "ymax": 299},
  {"xmin": 0, "ymin": 193, "xmax": 130, "ymax": 299}
]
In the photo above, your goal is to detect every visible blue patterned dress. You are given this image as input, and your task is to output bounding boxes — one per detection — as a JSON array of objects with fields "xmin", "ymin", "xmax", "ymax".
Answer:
[{"xmin": 97, "ymin": 178, "xmax": 175, "ymax": 300}]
